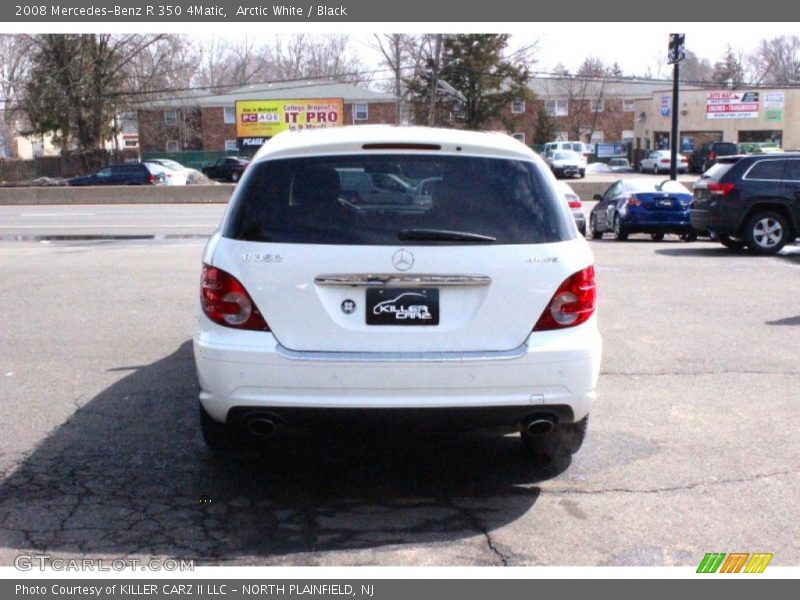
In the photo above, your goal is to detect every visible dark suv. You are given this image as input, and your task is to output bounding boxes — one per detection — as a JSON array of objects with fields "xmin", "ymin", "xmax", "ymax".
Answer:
[
  {"xmin": 68, "ymin": 163, "xmax": 164, "ymax": 186},
  {"xmin": 688, "ymin": 141, "xmax": 738, "ymax": 173},
  {"xmin": 690, "ymin": 154, "xmax": 800, "ymax": 254}
]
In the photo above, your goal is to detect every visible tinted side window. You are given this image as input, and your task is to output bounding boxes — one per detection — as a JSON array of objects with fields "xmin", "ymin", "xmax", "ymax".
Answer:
[
  {"xmin": 746, "ymin": 160, "xmax": 787, "ymax": 181},
  {"xmin": 786, "ymin": 160, "xmax": 800, "ymax": 181}
]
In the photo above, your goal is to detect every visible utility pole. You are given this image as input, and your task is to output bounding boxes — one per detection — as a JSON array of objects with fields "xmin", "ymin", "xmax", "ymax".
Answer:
[
  {"xmin": 428, "ymin": 34, "xmax": 443, "ymax": 127},
  {"xmin": 668, "ymin": 33, "xmax": 685, "ymax": 181}
]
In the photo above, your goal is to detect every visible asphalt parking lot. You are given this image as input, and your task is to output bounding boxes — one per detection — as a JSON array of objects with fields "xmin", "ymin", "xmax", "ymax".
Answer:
[{"xmin": 0, "ymin": 234, "xmax": 798, "ymax": 566}]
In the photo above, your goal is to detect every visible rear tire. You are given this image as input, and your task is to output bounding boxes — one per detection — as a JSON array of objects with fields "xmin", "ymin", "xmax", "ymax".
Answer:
[
  {"xmin": 680, "ymin": 231, "xmax": 698, "ymax": 242},
  {"xmin": 521, "ymin": 416, "xmax": 588, "ymax": 460},
  {"xmin": 652, "ymin": 164, "xmax": 659, "ymax": 175},
  {"xmin": 650, "ymin": 232, "xmax": 665, "ymax": 241},
  {"xmin": 613, "ymin": 214, "xmax": 628, "ymax": 241},
  {"xmin": 638, "ymin": 163, "xmax": 644, "ymax": 173},
  {"xmin": 231, "ymin": 171, "xmax": 240, "ymax": 183},
  {"xmin": 590, "ymin": 214, "xmax": 602, "ymax": 239},
  {"xmin": 743, "ymin": 211, "xmax": 790, "ymax": 255},
  {"xmin": 718, "ymin": 234, "xmax": 746, "ymax": 250}
]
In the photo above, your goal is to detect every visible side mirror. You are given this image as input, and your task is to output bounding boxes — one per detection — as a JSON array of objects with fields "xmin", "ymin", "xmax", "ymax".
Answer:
[{"xmin": 593, "ymin": 194, "xmax": 602, "ymax": 201}]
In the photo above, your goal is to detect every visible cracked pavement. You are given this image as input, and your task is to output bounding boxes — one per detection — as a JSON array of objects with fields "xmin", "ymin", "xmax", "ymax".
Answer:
[{"xmin": 0, "ymin": 236, "xmax": 798, "ymax": 566}]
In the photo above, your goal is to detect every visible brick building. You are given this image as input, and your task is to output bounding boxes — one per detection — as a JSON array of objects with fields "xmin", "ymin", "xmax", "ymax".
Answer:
[
  {"xmin": 136, "ymin": 81, "xmax": 398, "ymax": 154},
  {"xmin": 494, "ymin": 77, "xmax": 699, "ymax": 148}
]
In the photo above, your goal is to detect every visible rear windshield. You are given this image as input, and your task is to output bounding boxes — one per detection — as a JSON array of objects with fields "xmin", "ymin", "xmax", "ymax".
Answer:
[
  {"xmin": 714, "ymin": 143, "xmax": 738, "ymax": 155},
  {"xmin": 223, "ymin": 154, "xmax": 574, "ymax": 245},
  {"xmin": 702, "ymin": 162, "xmax": 735, "ymax": 181}
]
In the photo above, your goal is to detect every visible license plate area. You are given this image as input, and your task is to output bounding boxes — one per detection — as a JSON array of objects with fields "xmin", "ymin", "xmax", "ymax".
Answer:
[{"xmin": 366, "ymin": 288, "xmax": 439, "ymax": 326}]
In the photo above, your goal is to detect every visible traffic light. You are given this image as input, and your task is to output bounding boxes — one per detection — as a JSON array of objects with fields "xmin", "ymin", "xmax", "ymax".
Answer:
[{"xmin": 668, "ymin": 33, "xmax": 685, "ymax": 64}]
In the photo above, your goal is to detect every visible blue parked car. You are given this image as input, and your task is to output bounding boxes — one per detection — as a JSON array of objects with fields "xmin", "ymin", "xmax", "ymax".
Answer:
[
  {"xmin": 589, "ymin": 179, "xmax": 696, "ymax": 241},
  {"xmin": 68, "ymin": 163, "xmax": 164, "ymax": 186}
]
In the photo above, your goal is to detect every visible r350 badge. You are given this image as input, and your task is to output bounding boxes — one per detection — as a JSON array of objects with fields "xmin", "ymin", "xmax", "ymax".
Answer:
[{"xmin": 242, "ymin": 253, "xmax": 283, "ymax": 263}]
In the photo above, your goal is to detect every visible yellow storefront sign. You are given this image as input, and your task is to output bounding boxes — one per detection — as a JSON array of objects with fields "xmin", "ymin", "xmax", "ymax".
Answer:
[{"xmin": 235, "ymin": 98, "xmax": 344, "ymax": 138}]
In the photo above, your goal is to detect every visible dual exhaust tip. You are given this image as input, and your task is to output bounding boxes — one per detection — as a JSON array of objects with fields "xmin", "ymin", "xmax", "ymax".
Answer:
[
  {"xmin": 523, "ymin": 415, "xmax": 556, "ymax": 436},
  {"xmin": 242, "ymin": 413, "xmax": 281, "ymax": 438}
]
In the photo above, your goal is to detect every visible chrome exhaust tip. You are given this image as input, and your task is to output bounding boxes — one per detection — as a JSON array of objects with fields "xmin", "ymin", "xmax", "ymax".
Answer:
[
  {"xmin": 524, "ymin": 417, "xmax": 556, "ymax": 436},
  {"xmin": 244, "ymin": 417, "xmax": 277, "ymax": 437}
]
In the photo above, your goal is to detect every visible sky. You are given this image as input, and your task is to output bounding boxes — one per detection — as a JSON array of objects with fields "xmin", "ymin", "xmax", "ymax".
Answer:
[{"xmin": 6, "ymin": 22, "xmax": 800, "ymax": 82}]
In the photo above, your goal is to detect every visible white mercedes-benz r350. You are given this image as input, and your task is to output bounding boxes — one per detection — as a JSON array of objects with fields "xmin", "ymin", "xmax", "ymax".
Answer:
[{"xmin": 193, "ymin": 126, "xmax": 602, "ymax": 462}]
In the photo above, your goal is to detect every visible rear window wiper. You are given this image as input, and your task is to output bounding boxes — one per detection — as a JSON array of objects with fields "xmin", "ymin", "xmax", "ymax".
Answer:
[{"xmin": 398, "ymin": 228, "xmax": 497, "ymax": 242}]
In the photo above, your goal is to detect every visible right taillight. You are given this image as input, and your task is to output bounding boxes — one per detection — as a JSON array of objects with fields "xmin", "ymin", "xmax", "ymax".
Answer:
[
  {"xmin": 200, "ymin": 264, "xmax": 270, "ymax": 331},
  {"xmin": 707, "ymin": 182, "xmax": 735, "ymax": 197},
  {"xmin": 708, "ymin": 151, "xmax": 717, "ymax": 161},
  {"xmin": 567, "ymin": 200, "xmax": 582, "ymax": 209},
  {"xmin": 534, "ymin": 266, "xmax": 597, "ymax": 331}
]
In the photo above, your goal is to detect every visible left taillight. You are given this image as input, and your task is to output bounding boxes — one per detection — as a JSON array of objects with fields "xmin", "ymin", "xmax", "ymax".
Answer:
[
  {"xmin": 200, "ymin": 264, "xmax": 270, "ymax": 331},
  {"xmin": 534, "ymin": 266, "xmax": 597, "ymax": 331}
]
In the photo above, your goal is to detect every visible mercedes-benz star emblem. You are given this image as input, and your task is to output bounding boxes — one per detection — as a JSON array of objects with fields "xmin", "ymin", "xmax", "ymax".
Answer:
[
  {"xmin": 341, "ymin": 299, "xmax": 356, "ymax": 315},
  {"xmin": 392, "ymin": 248, "xmax": 414, "ymax": 271}
]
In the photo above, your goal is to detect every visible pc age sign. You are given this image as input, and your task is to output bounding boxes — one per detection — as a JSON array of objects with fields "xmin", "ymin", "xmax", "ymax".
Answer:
[
  {"xmin": 706, "ymin": 91, "xmax": 759, "ymax": 120},
  {"xmin": 236, "ymin": 98, "xmax": 344, "ymax": 138}
]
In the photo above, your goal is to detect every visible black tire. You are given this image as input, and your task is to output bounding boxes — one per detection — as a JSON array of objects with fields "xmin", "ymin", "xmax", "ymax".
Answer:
[
  {"xmin": 638, "ymin": 163, "xmax": 644, "ymax": 173},
  {"xmin": 680, "ymin": 231, "xmax": 698, "ymax": 242},
  {"xmin": 590, "ymin": 214, "xmax": 602, "ymax": 239},
  {"xmin": 701, "ymin": 159, "xmax": 709, "ymax": 173},
  {"xmin": 199, "ymin": 404, "xmax": 251, "ymax": 453},
  {"xmin": 578, "ymin": 222, "xmax": 586, "ymax": 237},
  {"xmin": 718, "ymin": 233, "xmax": 746, "ymax": 250},
  {"xmin": 612, "ymin": 214, "xmax": 628, "ymax": 241},
  {"xmin": 231, "ymin": 171, "xmax": 240, "ymax": 183},
  {"xmin": 652, "ymin": 164, "xmax": 659, "ymax": 175},
  {"xmin": 579, "ymin": 169, "xmax": 586, "ymax": 178},
  {"xmin": 743, "ymin": 211, "xmax": 790, "ymax": 255},
  {"xmin": 650, "ymin": 232, "xmax": 665, "ymax": 241},
  {"xmin": 521, "ymin": 416, "xmax": 588, "ymax": 460}
]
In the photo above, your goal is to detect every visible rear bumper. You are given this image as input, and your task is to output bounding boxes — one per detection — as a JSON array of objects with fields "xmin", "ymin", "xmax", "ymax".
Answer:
[
  {"xmin": 194, "ymin": 317, "xmax": 602, "ymax": 427},
  {"xmin": 620, "ymin": 210, "xmax": 692, "ymax": 232}
]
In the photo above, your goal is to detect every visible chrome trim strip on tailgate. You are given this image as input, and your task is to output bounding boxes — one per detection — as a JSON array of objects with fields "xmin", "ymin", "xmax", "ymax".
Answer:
[
  {"xmin": 275, "ymin": 343, "xmax": 527, "ymax": 362},
  {"xmin": 314, "ymin": 273, "xmax": 492, "ymax": 287}
]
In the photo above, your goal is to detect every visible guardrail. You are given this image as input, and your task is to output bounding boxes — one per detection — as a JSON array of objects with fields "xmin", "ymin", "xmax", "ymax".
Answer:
[
  {"xmin": 0, "ymin": 184, "xmax": 236, "ymax": 205},
  {"xmin": 0, "ymin": 178, "xmax": 693, "ymax": 206}
]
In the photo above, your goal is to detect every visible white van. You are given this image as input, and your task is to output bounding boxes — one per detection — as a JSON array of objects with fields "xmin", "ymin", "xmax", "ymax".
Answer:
[{"xmin": 544, "ymin": 141, "xmax": 593, "ymax": 160}]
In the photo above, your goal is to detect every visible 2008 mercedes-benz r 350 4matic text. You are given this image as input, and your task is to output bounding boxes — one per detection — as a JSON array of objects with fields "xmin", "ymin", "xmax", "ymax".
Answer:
[{"xmin": 193, "ymin": 126, "xmax": 602, "ymax": 461}]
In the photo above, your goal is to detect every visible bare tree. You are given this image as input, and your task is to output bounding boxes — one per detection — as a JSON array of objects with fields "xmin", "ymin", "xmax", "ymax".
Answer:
[
  {"xmin": 0, "ymin": 35, "xmax": 33, "ymax": 157},
  {"xmin": 195, "ymin": 35, "xmax": 273, "ymax": 89},
  {"xmin": 542, "ymin": 58, "xmax": 611, "ymax": 143},
  {"xmin": 749, "ymin": 35, "xmax": 800, "ymax": 84},
  {"xmin": 273, "ymin": 34, "xmax": 370, "ymax": 86}
]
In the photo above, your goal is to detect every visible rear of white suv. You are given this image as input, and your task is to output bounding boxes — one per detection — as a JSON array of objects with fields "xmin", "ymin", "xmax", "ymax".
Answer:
[{"xmin": 194, "ymin": 126, "xmax": 602, "ymax": 461}]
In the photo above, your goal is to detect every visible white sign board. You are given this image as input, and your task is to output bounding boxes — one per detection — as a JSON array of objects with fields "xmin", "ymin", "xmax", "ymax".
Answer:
[
  {"xmin": 764, "ymin": 92, "xmax": 784, "ymax": 108},
  {"xmin": 706, "ymin": 91, "xmax": 759, "ymax": 120}
]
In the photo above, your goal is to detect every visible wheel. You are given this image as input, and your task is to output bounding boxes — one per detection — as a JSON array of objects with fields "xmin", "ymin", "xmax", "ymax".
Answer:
[
  {"xmin": 590, "ymin": 214, "xmax": 602, "ymax": 239},
  {"xmin": 718, "ymin": 233, "xmax": 746, "ymax": 250},
  {"xmin": 652, "ymin": 164, "xmax": 659, "ymax": 175},
  {"xmin": 612, "ymin": 214, "xmax": 628, "ymax": 241},
  {"xmin": 579, "ymin": 169, "xmax": 586, "ymax": 178},
  {"xmin": 199, "ymin": 404, "xmax": 251, "ymax": 453},
  {"xmin": 638, "ymin": 163, "xmax": 644, "ymax": 173},
  {"xmin": 743, "ymin": 211, "xmax": 790, "ymax": 255},
  {"xmin": 680, "ymin": 231, "xmax": 698, "ymax": 242},
  {"xmin": 231, "ymin": 171, "xmax": 240, "ymax": 183},
  {"xmin": 701, "ymin": 159, "xmax": 709, "ymax": 173},
  {"xmin": 650, "ymin": 232, "xmax": 665, "ymax": 241},
  {"xmin": 521, "ymin": 416, "xmax": 588, "ymax": 460},
  {"xmin": 578, "ymin": 222, "xmax": 586, "ymax": 236}
]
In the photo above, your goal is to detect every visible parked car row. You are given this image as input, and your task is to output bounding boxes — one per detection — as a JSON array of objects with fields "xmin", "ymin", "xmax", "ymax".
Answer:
[{"xmin": 66, "ymin": 157, "xmax": 250, "ymax": 186}]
